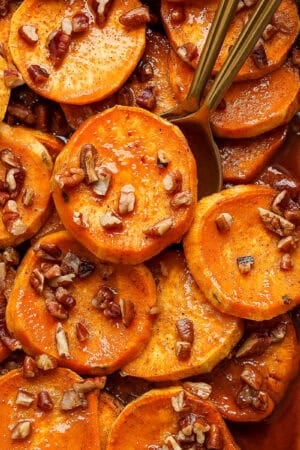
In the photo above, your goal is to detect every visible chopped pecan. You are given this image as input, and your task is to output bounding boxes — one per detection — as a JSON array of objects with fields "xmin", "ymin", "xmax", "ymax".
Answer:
[
  {"xmin": 137, "ymin": 60, "xmax": 154, "ymax": 82},
  {"xmin": 119, "ymin": 298, "xmax": 135, "ymax": 327},
  {"xmin": 119, "ymin": 6, "xmax": 150, "ymax": 28},
  {"xmin": 28, "ymin": 65, "xmax": 49, "ymax": 84},
  {"xmin": 170, "ymin": 191, "xmax": 193, "ymax": 209},
  {"xmin": 143, "ymin": 217, "xmax": 173, "ymax": 237},
  {"xmin": 72, "ymin": 13, "xmax": 89, "ymax": 33},
  {"xmin": 251, "ymin": 390, "xmax": 269, "ymax": 411},
  {"xmin": 11, "ymin": 421, "xmax": 32, "ymax": 440},
  {"xmin": 251, "ymin": 39, "xmax": 268, "ymax": 68},
  {"xmin": 215, "ymin": 212, "xmax": 234, "ymax": 232},
  {"xmin": 46, "ymin": 299, "xmax": 69, "ymax": 320},
  {"xmin": 0, "ymin": 323, "xmax": 22, "ymax": 351},
  {"xmin": 22, "ymin": 188, "xmax": 35, "ymax": 207},
  {"xmin": 80, "ymin": 144, "xmax": 98, "ymax": 184},
  {"xmin": 117, "ymin": 86, "xmax": 136, "ymax": 106},
  {"xmin": 176, "ymin": 318, "xmax": 194, "ymax": 344},
  {"xmin": 34, "ymin": 242, "xmax": 62, "ymax": 261},
  {"xmin": 270, "ymin": 321, "xmax": 287, "ymax": 343},
  {"xmin": 18, "ymin": 24, "xmax": 39, "ymax": 45},
  {"xmin": 240, "ymin": 365, "xmax": 263, "ymax": 390},
  {"xmin": 93, "ymin": 0, "xmax": 113, "ymax": 25},
  {"xmin": 60, "ymin": 389, "xmax": 88, "ymax": 411},
  {"xmin": 92, "ymin": 286, "xmax": 122, "ymax": 319},
  {"xmin": 23, "ymin": 356, "xmax": 38, "ymax": 378},
  {"xmin": 163, "ymin": 170, "xmax": 182, "ymax": 194},
  {"xmin": 100, "ymin": 210, "xmax": 123, "ymax": 230},
  {"xmin": 37, "ymin": 391, "xmax": 54, "ymax": 411},
  {"xmin": 93, "ymin": 166, "xmax": 112, "ymax": 196},
  {"xmin": 41, "ymin": 263, "xmax": 62, "ymax": 279},
  {"xmin": 236, "ymin": 332, "xmax": 271, "ymax": 358},
  {"xmin": 0, "ymin": 148, "xmax": 21, "ymax": 168},
  {"xmin": 271, "ymin": 190, "xmax": 289, "ymax": 215},
  {"xmin": 171, "ymin": 390, "xmax": 189, "ymax": 412},
  {"xmin": 61, "ymin": 251, "xmax": 80, "ymax": 275},
  {"xmin": 61, "ymin": 18, "xmax": 73, "ymax": 35},
  {"xmin": 73, "ymin": 210, "xmax": 88, "ymax": 228},
  {"xmin": 55, "ymin": 288, "xmax": 76, "ymax": 310},
  {"xmin": 176, "ymin": 341, "xmax": 192, "ymax": 361},
  {"xmin": 16, "ymin": 389, "xmax": 35, "ymax": 407},
  {"xmin": 164, "ymin": 436, "xmax": 182, "ymax": 450},
  {"xmin": 35, "ymin": 354, "xmax": 58, "ymax": 371},
  {"xmin": 280, "ymin": 253, "xmax": 294, "ymax": 271},
  {"xmin": 3, "ymin": 68, "xmax": 24, "ymax": 88},
  {"xmin": 76, "ymin": 321, "xmax": 89, "ymax": 342},
  {"xmin": 157, "ymin": 150, "xmax": 169, "ymax": 168},
  {"xmin": 55, "ymin": 168, "xmax": 85, "ymax": 189},
  {"xmin": 193, "ymin": 419, "xmax": 210, "ymax": 445},
  {"xmin": 55, "ymin": 322, "xmax": 70, "ymax": 358},
  {"xmin": 136, "ymin": 87, "xmax": 156, "ymax": 111},
  {"xmin": 149, "ymin": 305, "xmax": 160, "ymax": 315},
  {"xmin": 237, "ymin": 256, "xmax": 255, "ymax": 274},
  {"xmin": 277, "ymin": 235, "xmax": 298, "ymax": 253},
  {"xmin": 262, "ymin": 23, "xmax": 278, "ymax": 41},
  {"xmin": 118, "ymin": 184, "xmax": 135, "ymax": 215},
  {"xmin": 258, "ymin": 207, "xmax": 295, "ymax": 236},
  {"xmin": 73, "ymin": 376, "xmax": 106, "ymax": 393},
  {"xmin": 6, "ymin": 167, "xmax": 25, "ymax": 197},
  {"xmin": 177, "ymin": 42, "xmax": 198, "ymax": 63},
  {"xmin": 182, "ymin": 382, "xmax": 212, "ymax": 400},
  {"xmin": 48, "ymin": 273, "xmax": 75, "ymax": 288},
  {"xmin": 48, "ymin": 30, "xmax": 71, "ymax": 67}
]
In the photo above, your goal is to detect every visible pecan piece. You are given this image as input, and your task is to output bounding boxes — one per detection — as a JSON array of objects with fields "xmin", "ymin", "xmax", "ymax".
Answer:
[
  {"xmin": 258, "ymin": 207, "xmax": 295, "ymax": 236},
  {"xmin": 171, "ymin": 390, "xmax": 189, "ymax": 412},
  {"xmin": 18, "ymin": 24, "xmax": 39, "ymax": 45},
  {"xmin": 280, "ymin": 253, "xmax": 294, "ymax": 271},
  {"xmin": 100, "ymin": 211, "xmax": 123, "ymax": 230},
  {"xmin": 143, "ymin": 217, "xmax": 173, "ymax": 237},
  {"xmin": 117, "ymin": 86, "xmax": 136, "ymax": 106},
  {"xmin": 176, "ymin": 318, "xmax": 194, "ymax": 344},
  {"xmin": 207, "ymin": 424, "xmax": 223, "ymax": 449},
  {"xmin": 72, "ymin": 13, "xmax": 89, "ymax": 33},
  {"xmin": 46, "ymin": 298, "xmax": 69, "ymax": 320},
  {"xmin": 73, "ymin": 376, "xmax": 106, "ymax": 393},
  {"xmin": 170, "ymin": 191, "xmax": 193, "ymax": 209},
  {"xmin": 30, "ymin": 268, "xmax": 44, "ymax": 294},
  {"xmin": 118, "ymin": 184, "xmax": 135, "ymax": 215},
  {"xmin": 48, "ymin": 30, "xmax": 71, "ymax": 67},
  {"xmin": 80, "ymin": 144, "xmax": 98, "ymax": 184},
  {"xmin": 236, "ymin": 332, "xmax": 271, "ymax": 358},
  {"xmin": 73, "ymin": 210, "xmax": 88, "ymax": 228},
  {"xmin": 78, "ymin": 258, "xmax": 95, "ymax": 279},
  {"xmin": 237, "ymin": 256, "xmax": 255, "ymax": 274},
  {"xmin": 22, "ymin": 188, "xmax": 35, "ymax": 207},
  {"xmin": 136, "ymin": 87, "xmax": 156, "ymax": 111},
  {"xmin": 23, "ymin": 356, "xmax": 38, "ymax": 378},
  {"xmin": 3, "ymin": 68, "xmax": 24, "ymax": 88},
  {"xmin": 271, "ymin": 190, "xmax": 289, "ymax": 215},
  {"xmin": 93, "ymin": 0, "xmax": 113, "ymax": 25},
  {"xmin": 262, "ymin": 23, "xmax": 278, "ymax": 41},
  {"xmin": 34, "ymin": 242, "xmax": 62, "ymax": 261},
  {"xmin": 251, "ymin": 40, "xmax": 268, "ymax": 68},
  {"xmin": 37, "ymin": 391, "xmax": 54, "ymax": 411},
  {"xmin": 35, "ymin": 354, "xmax": 58, "ymax": 371},
  {"xmin": 0, "ymin": 148, "xmax": 21, "ymax": 168},
  {"xmin": 11, "ymin": 421, "xmax": 32, "ymax": 440},
  {"xmin": 76, "ymin": 321, "xmax": 89, "ymax": 342},
  {"xmin": 15, "ymin": 389, "xmax": 35, "ymax": 407},
  {"xmin": 137, "ymin": 60, "xmax": 154, "ymax": 82},
  {"xmin": 177, "ymin": 42, "xmax": 198, "ymax": 63},
  {"xmin": 6, "ymin": 167, "xmax": 26, "ymax": 196},
  {"xmin": 55, "ymin": 167, "xmax": 85, "ymax": 189},
  {"xmin": 240, "ymin": 365, "xmax": 263, "ymax": 390},
  {"xmin": 119, "ymin": 298, "xmax": 135, "ymax": 327},
  {"xmin": 93, "ymin": 166, "xmax": 112, "ymax": 196},
  {"xmin": 176, "ymin": 341, "xmax": 192, "ymax": 360},
  {"xmin": 215, "ymin": 212, "xmax": 233, "ymax": 232},
  {"xmin": 270, "ymin": 321, "xmax": 287, "ymax": 343},
  {"xmin": 119, "ymin": 6, "xmax": 150, "ymax": 28},
  {"xmin": 157, "ymin": 150, "xmax": 169, "ymax": 168},
  {"xmin": 28, "ymin": 65, "xmax": 49, "ymax": 84},
  {"xmin": 60, "ymin": 389, "xmax": 88, "ymax": 411},
  {"xmin": 277, "ymin": 235, "xmax": 298, "ymax": 253},
  {"xmin": 55, "ymin": 322, "xmax": 70, "ymax": 358},
  {"xmin": 163, "ymin": 170, "xmax": 182, "ymax": 194},
  {"xmin": 182, "ymin": 381, "xmax": 212, "ymax": 400},
  {"xmin": 3, "ymin": 200, "xmax": 27, "ymax": 236}
]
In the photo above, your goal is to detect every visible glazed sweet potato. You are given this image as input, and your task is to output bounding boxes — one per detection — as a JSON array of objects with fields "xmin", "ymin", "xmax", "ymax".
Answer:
[
  {"xmin": 99, "ymin": 392, "xmax": 123, "ymax": 450},
  {"xmin": 161, "ymin": 0, "xmax": 299, "ymax": 80},
  {"xmin": 123, "ymin": 249, "xmax": 243, "ymax": 381},
  {"xmin": 9, "ymin": 0, "xmax": 146, "ymax": 104},
  {"xmin": 218, "ymin": 126, "xmax": 288, "ymax": 183},
  {"xmin": 0, "ymin": 367, "xmax": 100, "ymax": 449},
  {"xmin": 0, "ymin": 0, "xmax": 19, "ymax": 66},
  {"xmin": 106, "ymin": 386, "xmax": 240, "ymax": 449},
  {"xmin": 0, "ymin": 56, "xmax": 10, "ymax": 120},
  {"xmin": 19, "ymin": 127, "xmax": 64, "ymax": 161},
  {"xmin": 6, "ymin": 231, "xmax": 157, "ymax": 375},
  {"xmin": 231, "ymin": 376, "xmax": 300, "ymax": 450},
  {"xmin": 183, "ymin": 185, "xmax": 300, "ymax": 320},
  {"xmin": 185, "ymin": 315, "xmax": 299, "ymax": 422},
  {"xmin": 0, "ymin": 122, "xmax": 53, "ymax": 247},
  {"xmin": 62, "ymin": 29, "xmax": 177, "ymax": 129},
  {"xmin": 52, "ymin": 106, "xmax": 197, "ymax": 264}
]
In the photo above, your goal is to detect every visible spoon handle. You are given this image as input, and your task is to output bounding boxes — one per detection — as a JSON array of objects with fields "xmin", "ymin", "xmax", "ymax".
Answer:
[
  {"xmin": 205, "ymin": 0, "xmax": 282, "ymax": 112},
  {"xmin": 186, "ymin": 0, "xmax": 240, "ymax": 110}
]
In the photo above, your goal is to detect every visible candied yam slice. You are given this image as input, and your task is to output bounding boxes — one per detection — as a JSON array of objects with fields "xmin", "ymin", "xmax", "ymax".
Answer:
[
  {"xmin": 61, "ymin": 29, "xmax": 177, "ymax": 129},
  {"xmin": 0, "ymin": 56, "xmax": 10, "ymax": 120},
  {"xmin": 0, "ymin": 122, "xmax": 52, "ymax": 247},
  {"xmin": 210, "ymin": 62, "xmax": 300, "ymax": 138},
  {"xmin": 188, "ymin": 315, "xmax": 298, "ymax": 422},
  {"xmin": 9, "ymin": 0, "xmax": 146, "ymax": 104},
  {"xmin": 99, "ymin": 392, "xmax": 123, "ymax": 450},
  {"xmin": 20, "ymin": 127, "xmax": 64, "ymax": 161},
  {"xmin": 106, "ymin": 387, "xmax": 240, "ymax": 449},
  {"xmin": 0, "ymin": 367, "xmax": 100, "ymax": 449},
  {"xmin": 161, "ymin": 0, "xmax": 299, "ymax": 80},
  {"xmin": 6, "ymin": 231, "xmax": 157, "ymax": 375},
  {"xmin": 52, "ymin": 106, "xmax": 197, "ymax": 264},
  {"xmin": 218, "ymin": 126, "xmax": 288, "ymax": 183},
  {"xmin": 123, "ymin": 249, "xmax": 243, "ymax": 381},
  {"xmin": 183, "ymin": 185, "xmax": 300, "ymax": 320}
]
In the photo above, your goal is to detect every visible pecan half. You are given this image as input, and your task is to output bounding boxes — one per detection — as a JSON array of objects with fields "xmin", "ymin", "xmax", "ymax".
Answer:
[
  {"xmin": 80, "ymin": 144, "xmax": 98, "ymax": 184},
  {"xmin": 119, "ymin": 6, "xmax": 150, "ymax": 28}
]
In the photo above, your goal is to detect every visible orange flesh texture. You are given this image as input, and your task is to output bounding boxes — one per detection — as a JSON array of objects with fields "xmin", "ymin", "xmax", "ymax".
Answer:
[
  {"xmin": 218, "ymin": 126, "xmax": 288, "ymax": 183},
  {"xmin": 0, "ymin": 123, "xmax": 53, "ymax": 247},
  {"xmin": 52, "ymin": 106, "xmax": 197, "ymax": 265},
  {"xmin": 183, "ymin": 185, "xmax": 300, "ymax": 321},
  {"xmin": 98, "ymin": 392, "xmax": 123, "ymax": 450},
  {"xmin": 161, "ymin": 0, "xmax": 299, "ymax": 80},
  {"xmin": 231, "ymin": 376, "xmax": 300, "ymax": 450},
  {"xmin": 6, "ymin": 231, "xmax": 157, "ymax": 375},
  {"xmin": 211, "ymin": 62, "xmax": 300, "ymax": 139},
  {"xmin": 0, "ymin": 0, "xmax": 19, "ymax": 66},
  {"xmin": 200, "ymin": 315, "xmax": 299, "ymax": 422},
  {"xmin": 61, "ymin": 29, "xmax": 177, "ymax": 129},
  {"xmin": 106, "ymin": 387, "xmax": 240, "ymax": 450},
  {"xmin": 22, "ymin": 128, "xmax": 64, "ymax": 160},
  {"xmin": 30, "ymin": 206, "xmax": 65, "ymax": 245},
  {"xmin": 123, "ymin": 249, "xmax": 243, "ymax": 381},
  {"xmin": 0, "ymin": 368, "xmax": 100, "ymax": 449},
  {"xmin": 0, "ymin": 56, "xmax": 10, "ymax": 121},
  {"xmin": 9, "ymin": 0, "xmax": 146, "ymax": 104}
]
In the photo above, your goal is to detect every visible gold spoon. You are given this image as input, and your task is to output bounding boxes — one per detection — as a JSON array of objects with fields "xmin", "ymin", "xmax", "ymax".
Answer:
[{"xmin": 162, "ymin": 0, "xmax": 282, "ymax": 199}]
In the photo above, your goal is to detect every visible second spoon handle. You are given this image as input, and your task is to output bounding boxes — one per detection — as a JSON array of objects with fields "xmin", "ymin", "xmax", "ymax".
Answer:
[{"xmin": 205, "ymin": 0, "xmax": 282, "ymax": 112}]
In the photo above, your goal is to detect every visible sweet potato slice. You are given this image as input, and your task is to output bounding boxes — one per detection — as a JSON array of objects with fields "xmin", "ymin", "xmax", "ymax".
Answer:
[
  {"xmin": 6, "ymin": 230, "xmax": 157, "ymax": 375},
  {"xmin": 0, "ymin": 0, "xmax": 20, "ymax": 65},
  {"xmin": 9, "ymin": 0, "xmax": 146, "ymax": 104},
  {"xmin": 218, "ymin": 126, "xmax": 288, "ymax": 183},
  {"xmin": 0, "ymin": 122, "xmax": 53, "ymax": 247},
  {"xmin": 183, "ymin": 185, "xmax": 300, "ymax": 320},
  {"xmin": 210, "ymin": 62, "xmax": 300, "ymax": 138},
  {"xmin": 231, "ymin": 376, "xmax": 300, "ymax": 450},
  {"xmin": 99, "ymin": 392, "xmax": 123, "ymax": 450},
  {"xmin": 30, "ymin": 206, "xmax": 64, "ymax": 245},
  {"xmin": 19, "ymin": 127, "xmax": 64, "ymax": 161},
  {"xmin": 52, "ymin": 106, "xmax": 197, "ymax": 264},
  {"xmin": 123, "ymin": 249, "xmax": 243, "ymax": 381},
  {"xmin": 161, "ymin": 0, "xmax": 299, "ymax": 80},
  {"xmin": 106, "ymin": 386, "xmax": 240, "ymax": 449},
  {"xmin": 61, "ymin": 29, "xmax": 177, "ymax": 129},
  {"xmin": 185, "ymin": 314, "xmax": 299, "ymax": 422},
  {"xmin": 0, "ymin": 56, "xmax": 10, "ymax": 120},
  {"xmin": 0, "ymin": 367, "xmax": 100, "ymax": 449}
]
